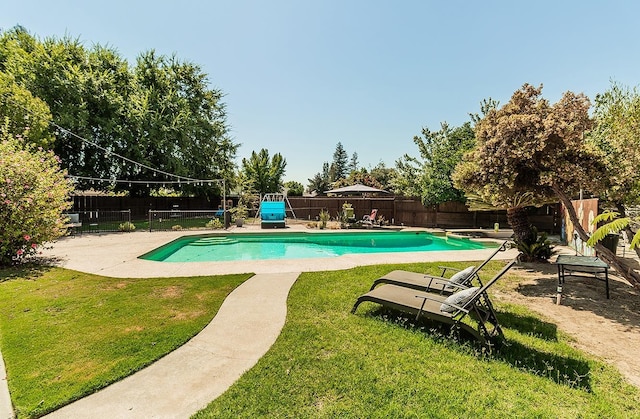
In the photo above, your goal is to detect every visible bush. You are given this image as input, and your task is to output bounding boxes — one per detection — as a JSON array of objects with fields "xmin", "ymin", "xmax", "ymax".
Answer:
[
  {"xmin": 319, "ymin": 210, "xmax": 330, "ymax": 229},
  {"xmin": 172, "ymin": 225, "xmax": 183, "ymax": 231},
  {"xmin": 118, "ymin": 222, "xmax": 136, "ymax": 232},
  {"xmin": 206, "ymin": 218, "xmax": 224, "ymax": 229},
  {"xmin": 0, "ymin": 131, "xmax": 73, "ymax": 265},
  {"xmin": 515, "ymin": 228, "xmax": 555, "ymax": 262}
]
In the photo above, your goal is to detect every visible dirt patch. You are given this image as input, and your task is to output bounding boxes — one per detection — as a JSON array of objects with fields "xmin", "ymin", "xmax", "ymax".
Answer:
[
  {"xmin": 170, "ymin": 310, "xmax": 204, "ymax": 320},
  {"xmin": 124, "ymin": 325, "xmax": 145, "ymax": 333},
  {"xmin": 156, "ymin": 286, "xmax": 183, "ymax": 299},
  {"xmin": 497, "ymin": 263, "xmax": 640, "ymax": 388}
]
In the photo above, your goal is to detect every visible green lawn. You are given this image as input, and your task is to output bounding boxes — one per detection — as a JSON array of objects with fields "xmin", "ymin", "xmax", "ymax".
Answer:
[
  {"xmin": 1, "ymin": 261, "xmax": 638, "ymax": 418},
  {"xmin": 0, "ymin": 266, "xmax": 251, "ymax": 418},
  {"xmin": 195, "ymin": 261, "xmax": 640, "ymax": 418}
]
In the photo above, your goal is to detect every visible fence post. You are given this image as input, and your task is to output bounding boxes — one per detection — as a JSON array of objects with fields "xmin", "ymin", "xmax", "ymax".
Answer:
[{"xmin": 148, "ymin": 210, "xmax": 152, "ymax": 232}]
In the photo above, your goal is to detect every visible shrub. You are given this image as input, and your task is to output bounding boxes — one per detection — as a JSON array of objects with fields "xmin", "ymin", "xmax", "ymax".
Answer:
[
  {"xmin": 172, "ymin": 225, "xmax": 183, "ymax": 231},
  {"xmin": 319, "ymin": 210, "xmax": 330, "ymax": 229},
  {"xmin": 118, "ymin": 222, "xmax": 136, "ymax": 232},
  {"xmin": 515, "ymin": 228, "xmax": 555, "ymax": 262},
  {"xmin": 206, "ymin": 218, "xmax": 224, "ymax": 229},
  {"xmin": 0, "ymin": 131, "xmax": 73, "ymax": 265}
]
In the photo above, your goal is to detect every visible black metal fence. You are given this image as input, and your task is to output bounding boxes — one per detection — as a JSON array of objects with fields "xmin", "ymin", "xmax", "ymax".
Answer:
[
  {"xmin": 148, "ymin": 210, "xmax": 227, "ymax": 231},
  {"xmin": 66, "ymin": 210, "xmax": 132, "ymax": 233}
]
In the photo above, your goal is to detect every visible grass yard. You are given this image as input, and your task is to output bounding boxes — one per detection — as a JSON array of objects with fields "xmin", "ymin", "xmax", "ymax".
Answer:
[
  {"xmin": 196, "ymin": 261, "xmax": 640, "ymax": 418},
  {"xmin": 1, "ymin": 260, "xmax": 639, "ymax": 418},
  {"xmin": 0, "ymin": 266, "xmax": 251, "ymax": 418}
]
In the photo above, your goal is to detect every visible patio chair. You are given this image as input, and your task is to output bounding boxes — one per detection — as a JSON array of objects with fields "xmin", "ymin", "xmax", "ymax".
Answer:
[
  {"xmin": 362, "ymin": 209, "xmax": 378, "ymax": 226},
  {"xmin": 64, "ymin": 213, "xmax": 83, "ymax": 235},
  {"xmin": 351, "ymin": 259, "xmax": 517, "ymax": 347},
  {"xmin": 368, "ymin": 241, "xmax": 509, "ymax": 293}
]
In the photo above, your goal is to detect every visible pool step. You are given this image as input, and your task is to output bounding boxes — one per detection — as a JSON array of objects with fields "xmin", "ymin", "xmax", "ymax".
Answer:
[{"xmin": 190, "ymin": 237, "xmax": 238, "ymax": 246}]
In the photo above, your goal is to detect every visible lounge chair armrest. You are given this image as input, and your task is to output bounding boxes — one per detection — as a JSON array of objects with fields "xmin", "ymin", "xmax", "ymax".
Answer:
[
  {"xmin": 422, "ymin": 276, "xmax": 469, "ymax": 291},
  {"xmin": 414, "ymin": 294, "xmax": 470, "ymax": 315},
  {"xmin": 436, "ymin": 265, "xmax": 461, "ymax": 276}
]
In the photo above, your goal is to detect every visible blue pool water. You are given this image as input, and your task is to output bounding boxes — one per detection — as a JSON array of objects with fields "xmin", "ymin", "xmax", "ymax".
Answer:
[{"xmin": 140, "ymin": 231, "xmax": 492, "ymax": 262}]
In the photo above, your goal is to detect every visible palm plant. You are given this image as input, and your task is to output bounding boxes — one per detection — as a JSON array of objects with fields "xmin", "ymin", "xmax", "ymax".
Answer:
[{"xmin": 586, "ymin": 210, "xmax": 640, "ymax": 249}]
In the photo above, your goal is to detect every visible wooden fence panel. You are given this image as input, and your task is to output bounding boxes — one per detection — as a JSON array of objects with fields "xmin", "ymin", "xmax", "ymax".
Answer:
[{"xmin": 71, "ymin": 195, "xmax": 559, "ymax": 233}]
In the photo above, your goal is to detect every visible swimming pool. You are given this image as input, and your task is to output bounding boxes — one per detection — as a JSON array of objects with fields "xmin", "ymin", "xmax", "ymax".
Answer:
[{"xmin": 139, "ymin": 231, "xmax": 493, "ymax": 262}]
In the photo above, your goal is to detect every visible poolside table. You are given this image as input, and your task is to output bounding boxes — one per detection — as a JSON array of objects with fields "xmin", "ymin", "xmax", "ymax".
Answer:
[{"xmin": 555, "ymin": 255, "xmax": 610, "ymax": 304}]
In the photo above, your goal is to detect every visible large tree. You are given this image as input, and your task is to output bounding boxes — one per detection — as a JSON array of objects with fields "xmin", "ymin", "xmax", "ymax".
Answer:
[
  {"xmin": 453, "ymin": 83, "xmax": 640, "ymax": 287},
  {"xmin": 127, "ymin": 50, "xmax": 236, "ymax": 197},
  {"xmin": 0, "ymin": 26, "xmax": 237, "ymax": 198},
  {"xmin": 454, "ymin": 84, "xmax": 590, "ymax": 242},
  {"xmin": 329, "ymin": 142, "xmax": 349, "ymax": 182},
  {"xmin": 395, "ymin": 122, "xmax": 475, "ymax": 204},
  {"xmin": 241, "ymin": 148, "xmax": 286, "ymax": 196},
  {"xmin": 0, "ymin": 72, "xmax": 53, "ymax": 147},
  {"xmin": 588, "ymin": 81, "xmax": 640, "ymax": 254},
  {"xmin": 307, "ymin": 162, "xmax": 331, "ymax": 196}
]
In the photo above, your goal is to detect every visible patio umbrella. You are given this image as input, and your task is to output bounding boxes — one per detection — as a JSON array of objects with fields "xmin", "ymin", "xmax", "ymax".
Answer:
[{"xmin": 325, "ymin": 183, "xmax": 389, "ymax": 195}]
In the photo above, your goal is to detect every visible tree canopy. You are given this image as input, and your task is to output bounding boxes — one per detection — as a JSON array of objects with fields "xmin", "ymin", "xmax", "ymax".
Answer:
[
  {"xmin": 395, "ymin": 122, "xmax": 475, "ymax": 204},
  {"xmin": 307, "ymin": 162, "xmax": 331, "ymax": 196},
  {"xmin": 0, "ymin": 26, "xmax": 238, "ymax": 197},
  {"xmin": 589, "ymin": 81, "xmax": 640, "ymax": 209},
  {"xmin": 284, "ymin": 180, "xmax": 304, "ymax": 196},
  {"xmin": 329, "ymin": 142, "xmax": 349, "ymax": 182},
  {"xmin": 453, "ymin": 84, "xmax": 597, "ymax": 242},
  {"xmin": 452, "ymin": 83, "xmax": 640, "ymax": 286},
  {"xmin": 240, "ymin": 148, "xmax": 287, "ymax": 196}
]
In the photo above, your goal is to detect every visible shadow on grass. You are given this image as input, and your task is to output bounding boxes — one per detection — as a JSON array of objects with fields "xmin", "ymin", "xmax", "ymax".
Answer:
[
  {"xmin": 0, "ymin": 262, "xmax": 52, "ymax": 283},
  {"xmin": 367, "ymin": 308, "xmax": 591, "ymax": 391},
  {"xmin": 497, "ymin": 310, "xmax": 558, "ymax": 341},
  {"xmin": 494, "ymin": 338, "xmax": 591, "ymax": 391}
]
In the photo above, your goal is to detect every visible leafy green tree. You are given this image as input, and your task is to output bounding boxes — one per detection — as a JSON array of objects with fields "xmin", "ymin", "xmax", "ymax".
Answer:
[
  {"xmin": 337, "ymin": 163, "xmax": 395, "ymax": 192},
  {"xmin": 0, "ymin": 72, "xmax": 53, "ymax": 147},
  {"xmin": 452, "ymin": 84, "xmax": 640, "ymax": 286},
  {"xmin": 284, "ymin": 180, "xmax": 304, "ymax": 196},
  {"xmin": 348, "ymin": 152, "xmax": 359, "ymax": 174},
  {"xmin": 0, "ymin": 26, "xmax": 237, "ymax": 198},
  {"xmin": 241, "ymin": 148, "xmax": 286, "ymax": 196},
  {"xmin": 0, "ymin": 129, "xmax": 73, "ymax": 265},
  {"xmin": 588, "ymin": 81, "xmax": 640, "ymax": 254},
  {"xmin": 329, "ymin": 142, "xmax": 349, "ymax": 182},
  {"xmin": 307, "ymin": 162, "xmax": 331, "ymax": 195},
  {"xmin": 394, "ymin": 122, "xmax": 474, "ymax": 203},
  {"xmin": 127, "ymin": 50, "xmax": 236, "ymax": 197}
]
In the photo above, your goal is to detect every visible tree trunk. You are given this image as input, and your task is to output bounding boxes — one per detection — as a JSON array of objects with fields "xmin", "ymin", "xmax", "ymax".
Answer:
[
  {"xmin": 506, "ymin": 206, "xmax": 535, "ymax": 244},
  {"xmin": 553, "ymin": 185, "xmax": 640, "ymax": 289}
]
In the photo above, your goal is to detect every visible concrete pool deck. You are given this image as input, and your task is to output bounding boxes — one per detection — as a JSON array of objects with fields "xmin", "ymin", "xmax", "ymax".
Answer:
[
  {"xmin": 2, "ymin": 225, "xmax": 518, "ymax": 418},
  {"xmin": 37, "ymin": 224, "xmax": 517, "ymax": 278}
]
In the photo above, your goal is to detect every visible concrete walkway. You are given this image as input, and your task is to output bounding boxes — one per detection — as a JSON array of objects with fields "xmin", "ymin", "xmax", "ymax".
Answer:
[{"xmin": 45, "ymin": 271, "xmax": 300, "ymax": 419}]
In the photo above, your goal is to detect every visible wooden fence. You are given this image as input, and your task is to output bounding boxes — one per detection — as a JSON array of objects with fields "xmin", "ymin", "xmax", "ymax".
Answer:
[
  {"xmin": 285, "ymin": 197, "xmax": 559, "ymax": 233},
  {"xmin": 71, "ymin": 195, "xmax": 560, "ymax": 233}
]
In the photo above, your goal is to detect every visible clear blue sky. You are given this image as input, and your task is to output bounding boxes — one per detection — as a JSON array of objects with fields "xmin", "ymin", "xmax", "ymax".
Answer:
[{"xmin": 2, "ymin": 1, "xmax": 640, "ymax": 184}]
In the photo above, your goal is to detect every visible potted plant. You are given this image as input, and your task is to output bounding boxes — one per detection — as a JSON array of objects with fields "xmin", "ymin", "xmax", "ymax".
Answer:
[{"xmin": 231, "ymin": 203, "xmax": 248, "ymax": 227}]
